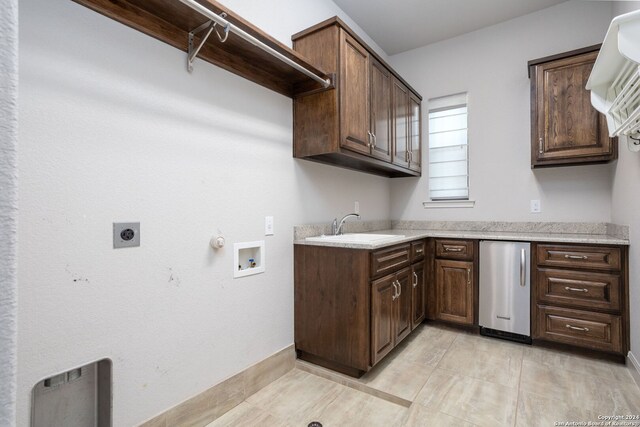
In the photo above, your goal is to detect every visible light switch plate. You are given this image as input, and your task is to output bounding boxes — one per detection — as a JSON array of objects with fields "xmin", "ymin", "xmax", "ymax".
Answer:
[
  {"xmin": 113, "ymin": 222, "xmax": 140, "ymax": 248},
  {"xmin": 265, "ymin": 216, "xmax": 274, "ymax": 236},
  {"xmin": 354, "ymin": 201, "xmax": 360, "ymax": 214},
  {"xmin": 530, "ymin": 200, "xmax": 541, "ymax": 213}
]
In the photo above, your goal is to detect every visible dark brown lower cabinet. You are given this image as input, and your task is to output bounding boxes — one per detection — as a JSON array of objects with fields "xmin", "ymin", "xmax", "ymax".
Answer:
[
  {"xmin": 411, "ymin": 262, "xmax": 426, "ymax": 328},
  {"xmin": 532, "ymin": 242, "xmax": 629, "ymax": 356},
  {"xmin": 297, "ymin": 237, "xmax": 629, "ymax": 375},
  {"xmin": 435, "ymin": 259, "xmax": 474, "ymax": 325},
  {"xmin": 371, "ymin": 268, "xmax": 411, "ymax": 365},
  {"xmin": 430, "ymin": 239, "xmax": 477, "ymax": 326},
  {"xmin": 294, "ymin": 245, "xmax": 371, "ymax": 376},
  {"xmin": 295, "ymin": 239, "xmax": 426, "ymax": 377},
  {"xmin": 371, "ymin": 274, "xmax": 395, "ymax": 364},
  {"xmin": 394, "ymin": 268, "xmax": 413, "ymax": 344},
  {"xmin": 535, "ymin": 305, "xmax": 623, "ymax": 353}
]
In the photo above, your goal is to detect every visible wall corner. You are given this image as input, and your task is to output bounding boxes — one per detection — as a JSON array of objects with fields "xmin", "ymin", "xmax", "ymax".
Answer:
[{"xmin": 0, "ymin": 0, "xmax": 19, "ymax": 425}]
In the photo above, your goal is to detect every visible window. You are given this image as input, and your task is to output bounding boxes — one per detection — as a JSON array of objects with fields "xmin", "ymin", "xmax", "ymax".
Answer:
[{"xmin": 428, "ymin": 93, "xmax": 469, "ymax": 201}]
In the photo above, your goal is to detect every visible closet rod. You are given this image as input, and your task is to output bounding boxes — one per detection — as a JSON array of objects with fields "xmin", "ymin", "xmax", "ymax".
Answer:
[{"xmin": 178, "ymin": 0, "xmax": 331, "ymax": 88}]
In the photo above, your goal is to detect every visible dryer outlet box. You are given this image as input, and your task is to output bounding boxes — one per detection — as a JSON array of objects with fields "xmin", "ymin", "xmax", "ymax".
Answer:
[{"xmin": 113, "ymin": 222, "xmax": 140, "ymax": 248}]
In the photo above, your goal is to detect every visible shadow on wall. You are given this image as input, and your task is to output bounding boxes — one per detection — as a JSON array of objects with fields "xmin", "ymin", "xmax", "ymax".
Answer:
[
  {"xmin": 292, "ymin": 159, "xmax": 391, "ymax": 224},
  {"xmin": 21, "ymin": 52, "xmax": 292, "ymax": 148},
  {"xmin": 532, "ymin": 162, "xmax": 614, "ymax": 200},
  {"xmin": 21, "ymin": 0, "xmax": 294, "ymax": 148},
  {"xmin": 389, "ymin": 176, "xmax": 421, "ymax": 219},
  {"xmin": 612, "ymin": 137, "xmax": 640, "ymax": 219}
]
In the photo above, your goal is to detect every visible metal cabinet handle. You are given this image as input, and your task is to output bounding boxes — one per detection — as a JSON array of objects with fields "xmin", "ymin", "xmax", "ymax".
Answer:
[
  {"xmin": 564, "ymin": 254, "xmax": 588, "ymax": 260},
  {"xmin": 565, "ymin": 286, "xmax": 589, "ymax": 293},
  {"xmin": 467, "ymin": 269, "xmax": 471, "ymax": 285},
  {"xmin": 566, "ymin": 324, "xmax": 589, "ymax": 332},
  {"xmin": 538, "ymin": 137, "xmax": 544, "ymax": 154},
  {"xmin": 372, "ymin": 132, "xmax": 377, "ymax": 146},
  {"xmin": 367, "ymin": 131, "xmax": 373, "ymax": 148},
  {"xmin": 416, "ymin": 248, "xmax": 423, "ymax": 254},
  {"xmin": 520, "ymin": 248, "xmax": 526, "ymax": 288},
  {"xmin": 397, "ymin": 280, "xmax": 402, "ymax": 297},
  {"xmin": 413, "ymin": 272, "xmax": 418, "ymax": 288},
  {"xmin": 445, "ymin": 247, "xmax": 463, "ymax": 252},
  {"xmin": 391, "ymin": 281, "xmax": 398, "ymax": 301}
]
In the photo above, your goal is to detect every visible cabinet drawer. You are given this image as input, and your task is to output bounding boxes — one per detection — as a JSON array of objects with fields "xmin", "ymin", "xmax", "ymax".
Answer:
[
  {"xmin": 435, "ymin": 239, "xmax": 474, "ymax": 260},
  {"xmin": 536, "ymin": 269, "xmax": 621, "ymax": 312},
  {"xmin": 536, "ymin": 244, "xmax": 621, "ymax": 271},
  {"xmin": 411, "ymin": 240, "xmax": 425, "ymax": 262},
  {"xmin": 371, "ymin": 244, "xmax": 410, "ymax": 278},
  {"xmin": 536, "ymin": 305, "xmax": 622, "ymax": 353}
]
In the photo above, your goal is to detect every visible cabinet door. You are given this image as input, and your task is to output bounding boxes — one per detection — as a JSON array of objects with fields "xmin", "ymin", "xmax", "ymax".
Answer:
[
  {"xmin": 340, "ymin": 31, "xmax": 370, "ymax": 155},
  {"xmin": 435, "ymin": 259, "xmax": 474, "ymax": 325},
  {"xmin": 411, "ymin": 262, "xmax": 426, "ymax": 329},
  {"xmin": 532, "ymin": 50, "xmax": 616, "ymax": 166},
  {"xmin": 409, "ymin": 93, "xmax": 422, "ymax": 172},
  {"xmin": 392, "ymin": 78, "xmax": 410, "ymax": 168},
  {"xmin": 371, "ymin": 274, "xmax": 395, "ymax": 365},
  {"xmin": 394, "ymin": 268, "xmax": 412, "ymax": 345},
  {"xmin": 370, "ymin": 58, "xmax": 392, "ymax": 162}
]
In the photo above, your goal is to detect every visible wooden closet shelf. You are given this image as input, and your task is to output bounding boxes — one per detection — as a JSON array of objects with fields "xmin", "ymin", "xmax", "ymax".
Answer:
[{"xmin": 72, "ymin": 0, "xmax": 333, "ymax": 98}]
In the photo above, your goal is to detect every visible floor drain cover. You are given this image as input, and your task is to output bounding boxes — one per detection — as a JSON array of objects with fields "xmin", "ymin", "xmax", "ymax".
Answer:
[{"xmin": 308, "ymin": 422, "xmax": 323, "ymax": 427}]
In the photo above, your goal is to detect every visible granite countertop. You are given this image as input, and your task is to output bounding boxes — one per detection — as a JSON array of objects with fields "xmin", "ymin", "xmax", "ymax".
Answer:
[{"xmin": 293, "ymin": 223, "xmax": 630, "ymax": 250}]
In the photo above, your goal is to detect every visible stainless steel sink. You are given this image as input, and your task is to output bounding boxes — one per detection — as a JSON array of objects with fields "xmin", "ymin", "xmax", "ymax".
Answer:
[{"xmin": 305, "ymin": 233, "xmax": 404, "ymax": 244}]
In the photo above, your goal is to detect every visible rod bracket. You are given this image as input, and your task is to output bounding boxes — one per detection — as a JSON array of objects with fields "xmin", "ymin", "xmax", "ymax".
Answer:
[
  {"xmin": 188, "ymin": 20, "xmax": 214, "ymax": 72},
  {"xmin": 187, "ymin": 13, "xmax": 229, "ymax": 72}
]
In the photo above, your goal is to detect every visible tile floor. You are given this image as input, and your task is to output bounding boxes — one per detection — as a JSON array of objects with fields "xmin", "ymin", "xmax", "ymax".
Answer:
[{"xmin": 206, "ymin": 324, "xmax": 640, "ymax": 427}]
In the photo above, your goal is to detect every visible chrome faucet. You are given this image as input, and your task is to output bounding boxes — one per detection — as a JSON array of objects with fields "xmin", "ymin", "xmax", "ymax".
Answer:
[{"xmin": 332, "ymin": 213, "xmax": 360, "ymax": 235}]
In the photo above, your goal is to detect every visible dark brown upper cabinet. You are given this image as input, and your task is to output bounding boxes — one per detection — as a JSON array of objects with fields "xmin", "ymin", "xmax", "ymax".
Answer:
[
  {"xmin": 409, "ymin": 93, "xmax": 422, "ymax": 172},
  {"xmin": 370, "ymin": 58, "xmax": 393, "ymax": 162},
  {"xmin": 392, "ymin": 79, "xmax": 411, "ymax": 169},
  {"xmin": 392, "ymin": 78, "xmax": 422, "ymax": 172},
  {"xmin": 293, "ymin": 17, "xmax": 422, "ymax": 178},
  {"xmin": 340, "ymin": 31, "xmax": 371, "ymax": 155},
  {"xmin": 529, "ymin": 45, "xmax": 617, "ymax": 168}
]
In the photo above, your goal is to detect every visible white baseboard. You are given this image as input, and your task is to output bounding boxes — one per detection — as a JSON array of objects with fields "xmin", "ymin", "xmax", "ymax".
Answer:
[{"xmin": 628, "ymin": 351, "xmax": 640, "ymax": 388}]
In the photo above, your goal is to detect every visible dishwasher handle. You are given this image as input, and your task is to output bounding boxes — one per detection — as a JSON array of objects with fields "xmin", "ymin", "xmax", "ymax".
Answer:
[{"xmin": 520, "ymin": 248, "xmax": 526, "ymax": 287}]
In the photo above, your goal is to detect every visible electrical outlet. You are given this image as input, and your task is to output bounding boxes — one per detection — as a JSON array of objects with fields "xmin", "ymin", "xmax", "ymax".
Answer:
[
  {"xmin": 354, "ymin": 201, "xmax": 360, "ymax": 214},
  {"xmin": 530, "ymin": 200, "xmax": 541, "ymax": 213},
  {"xmin": 265, "ymin": 216, "xmax": 274, "ymax": 235},
  {"xmin": 113, "ymin": 222, "xmax": 140, "ymax": 248}
]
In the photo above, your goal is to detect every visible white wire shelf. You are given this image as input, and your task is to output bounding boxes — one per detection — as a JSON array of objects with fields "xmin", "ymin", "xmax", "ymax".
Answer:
[{"xmin": 587, "ymin": 9, "xmax": 640, "ymax": 140}]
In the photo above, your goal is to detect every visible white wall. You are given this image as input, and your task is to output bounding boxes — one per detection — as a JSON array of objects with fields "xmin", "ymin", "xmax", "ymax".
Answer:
[
  {"xmin": 16, "ymin": 0, "xmax": 639, "ymax": 424},
  {"xmin": 610, "ymin": 0, "xmax": 640, "ymax": 372},
  {"xmin": 217, "ymin": 0, "xmax": 389, "ymax": 60},
  {"xmin": 17, "ymin": 0, "xmax": 389, "ymax": 425},
  {"xmin": 389, "ymin": 0, "xmax": 614, "ymax": 222},
  {"xmin": 612, "ymin": 1, "xmax": 640, "ymax": 17},
  {"xmin": 0, "ymin": 0, "xmax": 18, "ymax": 424}
]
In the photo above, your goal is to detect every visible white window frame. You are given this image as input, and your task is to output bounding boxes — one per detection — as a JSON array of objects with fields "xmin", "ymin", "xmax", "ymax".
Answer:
[{"xmin": 423, "ymin": 92, "xmax": 475, "ymax": 209}]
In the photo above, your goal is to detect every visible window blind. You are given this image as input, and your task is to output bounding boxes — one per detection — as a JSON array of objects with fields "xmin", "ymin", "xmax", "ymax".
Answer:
[{"xmin": 428, "ymin": 93, "xmax": 468, "ymax": 200}]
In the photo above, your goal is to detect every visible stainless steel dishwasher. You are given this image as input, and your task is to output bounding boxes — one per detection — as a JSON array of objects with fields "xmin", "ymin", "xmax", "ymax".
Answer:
[{"xmin": 479, "ymin": 241, "xmax": 531, "ymax": 343}]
